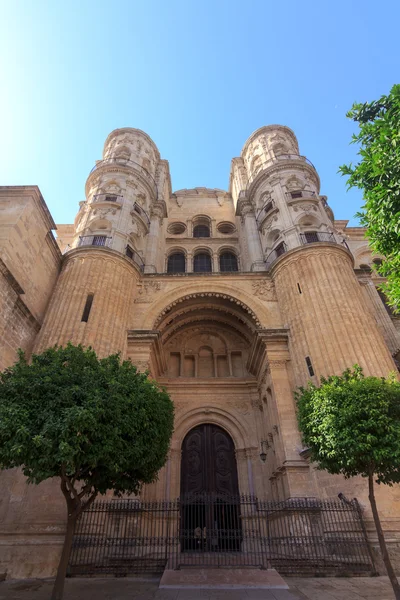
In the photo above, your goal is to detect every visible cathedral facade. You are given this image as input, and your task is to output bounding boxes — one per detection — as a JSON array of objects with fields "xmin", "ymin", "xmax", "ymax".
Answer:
[{"xmin": 0, "ymin": 125, "xmax": 400, "ymax": 578}]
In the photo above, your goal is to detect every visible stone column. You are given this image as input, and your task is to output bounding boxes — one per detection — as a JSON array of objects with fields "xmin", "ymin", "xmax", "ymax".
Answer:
[
  {"xmin": 359, "ymin": 275, "xmax": 400, "ymax": 356},
  {"xmin": 144, "ymin": 203, "xmax": 164, "ymax": 274},
  {"xmin": 126, "ymin": 330, "xmax": 166, "ymax": 377},
  {"xmin": 248, "ymin": 329, "xmax": 315, "ymax": 500},
  {"xmin": 237, "ymin": 194, "xmax": 265, "ymax": 271},
  {"xmin": 212, "ymin": 251, "xmax": 219, "ymax": 273}
]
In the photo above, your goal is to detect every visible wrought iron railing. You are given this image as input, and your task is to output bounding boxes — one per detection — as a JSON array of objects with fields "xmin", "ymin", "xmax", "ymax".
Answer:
[
  {"xmin": 265, "ymin": 242, "xmax": 288, "ymax": 268},
  {"xmin": 132, "ymin": 202, "xmax": 151, "ymax": 227},
  {"xmin": 247, "ymin": 155, "xmax": 316, "ymax": 188},
  {"xmin": 286, "ymin": 190, "xmax": 316, "ymax": 200},
  {"xmin": 78, "ymin": 235, "xmax": 112, "ymax": 248},
  {"xmin": 68, "ymin": 494, "xmax": 374, "ymax": 577},
  {"xmin": 256, "ymin": 199, "xmax": 276, "ymax": 222},
  {"xmin": 125, "ymin": 246, "xmax": 145, "ymax": 271},
  {"xmin": 92, "ymin": 193, "xmax": 123, "ymax": 203},
  {"xmin": 90, "ymin": 158, "xmax": 158, "ymax": 199},
  {"xmin": 300, "ymin": 232, "xmax": 350, "ymax": 249}
]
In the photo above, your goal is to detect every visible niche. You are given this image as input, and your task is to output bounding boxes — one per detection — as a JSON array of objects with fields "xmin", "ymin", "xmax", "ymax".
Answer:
[
  {"xmin": 198, "ymin": 347, "xmax": 214, "ymax": 378},
  {"xmin": 184, "ymin": 355, "xmax": 195, "ymax": 377},
  {"xmin": 231, "ymin": 352, "xmax": 243, "ymax": 377},
  {"xmin": 217, "ymin": 356, "xmax": 230, "ymax": 377},
  {"xmin": 169, "ymin": 353, "xmax": 181, "ymax": 377}
]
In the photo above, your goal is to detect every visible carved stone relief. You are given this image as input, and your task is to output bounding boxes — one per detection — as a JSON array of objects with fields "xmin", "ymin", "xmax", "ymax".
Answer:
[
  {"xmin": 252, "ymin": 280, "xmax": 276, "ymax": 301},
  {"xmin": 134, "ymin": 281, "xmax": 162, "ymax": 303}
]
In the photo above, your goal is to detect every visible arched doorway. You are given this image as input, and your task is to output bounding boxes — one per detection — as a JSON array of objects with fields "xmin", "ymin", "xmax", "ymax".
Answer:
[{"xmin": 180, "ymin": 424, "xmax": 241, "ymax": 552}]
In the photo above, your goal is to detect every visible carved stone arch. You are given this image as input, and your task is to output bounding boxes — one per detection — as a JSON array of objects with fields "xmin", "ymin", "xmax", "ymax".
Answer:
[
  {"xmin": 353, "ymin": 244, "xmax": 373, "ymax": 268},
  {"xmin": 150, "ymin": 290, "xmax": 264, "ymax": 330},
  {"xmin": 115, "ymin": 144, "xmax": 131, "ymax": 160},
  {"xmin": 295, "ymin": 212, "xmax": 322, "ymax": 228},
  {"xmin": 167, "ymin": 246, "xmax": 188, "ymax": 258},
  {"xmin": 88, "ymin": 218, "xmax": 112, "ymax": 232},
  {"xmin": 173, "ymin": 406, "xmax": 249, "ymax": 452}
]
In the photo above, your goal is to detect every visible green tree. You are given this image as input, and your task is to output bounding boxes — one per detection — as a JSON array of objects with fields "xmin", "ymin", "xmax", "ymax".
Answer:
[
  {"xmin": 0, "ymin": 344, "xmax": 174, "ymax": 600},
  {"xmin": 339, "ymin": 84, "xmax": 400, "ymax": 310},
  {"xmin": 296, "ymin": 366, "xmax": 400, "ymax": 599}
]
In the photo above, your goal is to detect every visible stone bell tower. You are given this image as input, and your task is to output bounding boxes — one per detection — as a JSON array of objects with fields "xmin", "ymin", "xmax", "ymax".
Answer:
[
  {"xmin": 231, "ymin": 125, "xmax": 396, "ymax": 386},
  {"xmin": 34, "ymin": 128, "xmax": 170, "ymax": 357}
]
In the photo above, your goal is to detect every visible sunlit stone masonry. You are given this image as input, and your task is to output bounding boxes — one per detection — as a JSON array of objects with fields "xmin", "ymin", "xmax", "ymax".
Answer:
[{"xmin": 0, "ymin": 125, "xmax": 399, "ymax": 579}]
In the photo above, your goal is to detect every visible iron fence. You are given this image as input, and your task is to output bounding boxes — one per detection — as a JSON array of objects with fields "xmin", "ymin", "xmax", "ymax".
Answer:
[{"xmin": 68, "ymin": 494, "xmax": 374, "ymax": 577}]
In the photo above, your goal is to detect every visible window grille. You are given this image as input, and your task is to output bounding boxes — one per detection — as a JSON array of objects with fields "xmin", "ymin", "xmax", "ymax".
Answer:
[
  {"xmin": 193, "ymin": 224, "xmax": 210, "ymax": 238},
  {"xmin": 275, "ymin": 242, "xmax": 286, "ymax": 257},
  {"xmin": 193, "ymin": 253, "xmax": 212, "ymax": 272},
  {"xmin": 220, "ymin": 252, "xmax": 238, "ymax": 272},
  {"xmin": 167, "ymin": 253, "xmax": 186, "ymax": 273},
  {"xmin": 105, "ymin": 195, "xmax": 117, "ymax": 202},
  {"xmin": 304, "ymin": 231, "xmax": 319, "ymax": 244},
  {"xmin": 92, "ymin": 235, "xmax": 107, "ymax": 246}
]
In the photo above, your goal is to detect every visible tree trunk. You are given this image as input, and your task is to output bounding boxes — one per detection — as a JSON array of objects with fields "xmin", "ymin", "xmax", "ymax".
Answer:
[
  {"xmin": 368, "ymin": 471, "xmax": 400, "ymax": 600},
  {"xmin": 50, "ymin": 511, "xmax": 77, "ymax": 600}
]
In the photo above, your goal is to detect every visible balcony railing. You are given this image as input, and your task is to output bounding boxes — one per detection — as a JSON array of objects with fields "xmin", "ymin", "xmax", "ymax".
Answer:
[
  {"xmin": 247, "ymin": 154, "xmax": 316, "ymax": 188},
  {"xmin": 132, "ymin": 202, "xmax": 151, "ymax": 227},
  {"xmin": 125, "ymin": 246, "xmax": 144, "ymax": 271},
  {"xmin": 90, "ymin": 158, "xmax": 158, "ymax": 199},
  {"xmin": 300, "ymin": 231, "xmax": 350, "ymax": 250},
  {"xmin": 92, "ymin": 193, "xmax": 123, "ymax": 203},
  {"xmin": 265, "ymin": 241, "xmax": 288, "ymax": 268},
  {"xmin": 265, "ymin": 233, "xmax": 350, "ymax": 269},
  {"xmin": 286, "ymin": 190, "xmax": 316, "ymax": 200},
  {"xmin": 78, "ymin": 235, "xmax": 112, "ymax": 248},
  {"xmin": 256, "ymin": 199, "xmax": 276, "ymax": 222}
]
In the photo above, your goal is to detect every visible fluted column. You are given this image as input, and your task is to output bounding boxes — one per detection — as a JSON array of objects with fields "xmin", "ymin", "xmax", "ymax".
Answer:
[
  {"xmin": 272, "ymin": 244, "xmax": 397, "ymax": 387},
  {"xmin": 144, "ymin": 203, "xmax": 164, "ymax": 273},
  {"xmin": 359, "ymin": 276, "xmax": 400, "ymax": 356},
  {"xmin": 237, "ymin": 196, "xmax": 265, "ymax": 271},
  {"xmin": 34, "ymin": 248, "xmax": 139, "ymax": 358}
]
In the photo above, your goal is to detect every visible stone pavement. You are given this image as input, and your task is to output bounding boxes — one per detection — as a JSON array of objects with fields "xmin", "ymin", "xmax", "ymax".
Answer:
[{"xmin": 0, "ymin": 576, "xmax": 396, "ymax": 599}]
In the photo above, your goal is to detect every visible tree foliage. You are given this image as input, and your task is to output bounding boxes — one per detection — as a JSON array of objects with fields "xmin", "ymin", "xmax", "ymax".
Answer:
[
  {"xmin": 296, "ymin": 365, "xmax": 400, "ymax": 483},
  {"xmin": 0, "ymin": 343, "xmax": 174, "ymax": 599},
  {"xmin": 0, "ymin": 343, "xmax": 174, "ymax": 494},
  {"xmin": 296, "ymin": 366, "xmax": 400, "ymax": 597},
  {"xmin": 339, "ymin": 84, "xmax": 400, "ymax": 309}
]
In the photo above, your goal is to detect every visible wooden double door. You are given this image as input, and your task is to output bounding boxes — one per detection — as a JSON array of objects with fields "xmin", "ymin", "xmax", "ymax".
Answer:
[{"xmin": 180, "ymin": 424, "xmax": 241, "ymax": 552}]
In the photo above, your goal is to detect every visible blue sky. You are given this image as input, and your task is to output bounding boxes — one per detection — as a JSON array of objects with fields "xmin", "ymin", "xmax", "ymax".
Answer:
[{"xmin": 0, "ymin": 0, "xmax": 398, "ymax": 226}]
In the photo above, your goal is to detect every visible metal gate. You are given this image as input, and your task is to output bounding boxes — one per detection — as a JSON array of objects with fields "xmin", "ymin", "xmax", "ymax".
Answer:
[{"xmin": 68, "ymin": 494, "xmax": 375, "ymax": 577}]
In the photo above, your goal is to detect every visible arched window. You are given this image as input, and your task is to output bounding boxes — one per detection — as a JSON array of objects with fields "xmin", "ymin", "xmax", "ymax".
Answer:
[
  {"xmin": 193, "ymin": 252, "xmax": 212, "ymax": 272},
  {"xmin": 193, "ymin": 224, "xmax": 210, "ymax": 238},
  {"xmin": 220, "ymin": 252, "xmax": 238, "ymax": 272},
  {"xmin": 167, "ymin": 252, "xmax": 186, "ymax": 273}
]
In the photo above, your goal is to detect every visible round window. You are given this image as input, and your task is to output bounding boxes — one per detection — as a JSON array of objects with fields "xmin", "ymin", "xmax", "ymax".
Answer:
[
  {"xmin": 217, "ymin": 222, "xmax": 236, "ymax": 234},
  {"xmin": 167, "ymin": 222, "xmax": 186, "ymax": 235}
]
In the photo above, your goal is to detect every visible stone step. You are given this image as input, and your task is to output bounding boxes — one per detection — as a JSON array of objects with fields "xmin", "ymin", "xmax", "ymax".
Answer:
[{"xmin": 159, "ymin": 567, "xmax": 288, "ymax": 589}]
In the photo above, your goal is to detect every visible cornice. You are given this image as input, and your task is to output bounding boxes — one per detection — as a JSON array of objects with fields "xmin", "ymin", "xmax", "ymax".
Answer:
[
  {"xmin": 62, "ymin": 246, "xmax": 143, "ymax": 276},
  {"xmin": 269, "ymin": 242, "xmax": 354, "ymax": 277},
  {"xmin": 85, "ymin": 163, "xmax": 157, "ymax": 200},
  {"xmin": 0, "ymin": 185, "xmax": 57, "ymax": 231}
]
